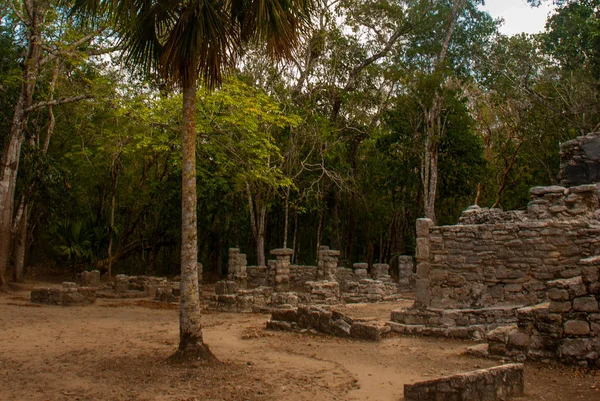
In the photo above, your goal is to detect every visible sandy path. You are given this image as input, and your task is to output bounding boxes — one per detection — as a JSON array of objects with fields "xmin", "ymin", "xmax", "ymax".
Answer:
[{"xmin": 1, "ymin": 289, "xmax": 599, "ymax": 400}]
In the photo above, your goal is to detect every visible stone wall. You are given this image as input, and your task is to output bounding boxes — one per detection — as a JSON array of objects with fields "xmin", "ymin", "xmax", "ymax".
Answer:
[
  {"xmin": 403, "ymin": 364, "xmax": 524, "ymax": 401},
  {"xmin": 416, "ymin": 183, "xmax": 600, "ymax": 310},
  {"xmin": 485, "ymin": 259, "xmax": 600, "ymax": 368},
  {"xmin": 31, "ymin": 282, "xmax": 96, "ymax": 306},
  {"xmin": 289, "ymin": 265, "xmax": 318, "ymax": 287}
]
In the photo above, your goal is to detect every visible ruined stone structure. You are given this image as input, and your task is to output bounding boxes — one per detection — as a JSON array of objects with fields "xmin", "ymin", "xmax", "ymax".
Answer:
[
  {"xmin": 80, "ymin": 270, "xmax": 100, "ymax": 287},
  {"xmin": 267, "ymin": 305, "xmax": 391, "ymax": 341},
  {"xmin": 485, "ymin": 257, "xmax": 600, "ymax": 368},
  {"xmin": 31, "ymin": 282, "xmax": 96, "ymax": 306},
  {"xmin": 559, "ymin": 131, "xmax": 600, "ymax": 187},
  {"xmin": 393, "ymin": 131, "xmax": 600, "ymax": 367},
  {"xmin": 228, "ymin": 248, "xmax": 248, "ymax": 287},
  {"xmin": 213, "ymin": 246, "xmax": 413, "ymax": 312},
  {"xmin": 404, "ymin": 364, "xmax": 524, "ymax": 401}
]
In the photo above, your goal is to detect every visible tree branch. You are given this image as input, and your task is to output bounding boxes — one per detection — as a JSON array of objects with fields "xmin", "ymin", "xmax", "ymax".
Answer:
[{"xmin": 25, "ymin": 94, "xmax": 92, "ymax": 112}]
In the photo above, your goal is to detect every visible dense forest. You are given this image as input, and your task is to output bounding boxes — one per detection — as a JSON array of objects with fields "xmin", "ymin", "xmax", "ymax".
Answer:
[{"xmin": 1, "ymin": 0, "xmax": 599, "ymax": 282}]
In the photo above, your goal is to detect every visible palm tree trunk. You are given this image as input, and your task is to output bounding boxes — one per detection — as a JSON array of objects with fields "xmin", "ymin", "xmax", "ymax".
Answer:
[{"xmin": 176, "ymin": 73, "xmax": 213, "ymax": 360}]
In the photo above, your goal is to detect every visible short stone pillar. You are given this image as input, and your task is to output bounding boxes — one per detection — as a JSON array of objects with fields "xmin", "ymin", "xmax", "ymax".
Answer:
[
  {"xmin": 317, "ymin": 247, "xmax": 340, "ymax": 281},
  {"xmin": 81, "ymin": 270, "xmax": 101, "ymax": 287},
  {"xmin": 415, "ymin": 218, "xmax": 433, "ymax": 308},
  {"xmin": 397, "ymin": 256, "xmax": 415, "ymax": 289},
  {"xmin": 269, "ymin": 248, "xmax": 294, "ymax": 291},
  {"xmin": 353, "ymin": 263, "xmax": 369, "ymax": 279},
  {"xmin": 228, "ymin": 248, "xmax": 248, "ymax": 287},
  {"xmin": 371, "ymin": 263, "xmax": 390, "ymax": 280},
  {"xmin": 114, "ymin": 274, "xmax": 129, "ymax": 293}
]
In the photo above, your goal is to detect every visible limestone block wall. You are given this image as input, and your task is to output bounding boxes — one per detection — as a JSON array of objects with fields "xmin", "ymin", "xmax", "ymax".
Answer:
[
  {"xmin": 486, "ymin": 259, "xmax": 600, "ymax": 367},
  {"xmin": 417, "ymin": 184, "xmax": 600, "ymax": 309},
  {"xmin": 289, "ymin": 265, "xmax": 318, "ymax": 287}
]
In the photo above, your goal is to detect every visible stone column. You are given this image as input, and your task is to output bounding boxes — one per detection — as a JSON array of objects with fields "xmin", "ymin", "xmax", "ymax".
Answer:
[
  {"xmin": 114, "ymin": 274, "xmax": 129, "ymax": 293},
  {"xmin": 415, "ymin": 218, "xmax": 433, "ymax": 308},
  {"xmin": 270, "ymin": 248, "xmax": 294, "ymax": 291},
  {"xmin": 372, "ymin": 263, "xmax": 391, "ymax": 280},
  {"xmin": 353, "ymin": 263, "xmax": 369, "ymax": 279},
  {"xmin": 318, "ymin": 247, "xmax": 340, "ymax": 281},
  {"xmin": 228, "ymin": 248, "xmax": 247, "ymax": 288}
]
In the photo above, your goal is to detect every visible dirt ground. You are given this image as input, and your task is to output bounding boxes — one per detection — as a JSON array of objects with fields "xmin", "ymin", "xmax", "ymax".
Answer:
[{"xmin": 1, "ymin": 283, "xmax": 599, "ymax": 401}]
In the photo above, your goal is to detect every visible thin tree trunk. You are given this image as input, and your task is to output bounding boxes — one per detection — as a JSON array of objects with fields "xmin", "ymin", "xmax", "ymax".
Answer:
[
  {"xmin": 256, "ymin": 204, "xmax": 266, "ymax": 266},
  {"xmin": 176, "ymin": 73, "xmax": 213, "ymax": 360},
  {"xmin": 316, "ymin": 210, "xmax": 323, "ymax": 257},
  {"xmin": 283, "ymin": 188, "xmax": 289, "ymax": 249},
  {"xmin": 12, "ymin": 203, "xmax": 28, "ymax": 282},
  {"xmin": 292, "ymin": 212, "xmax": 298, "ymax": 264}
]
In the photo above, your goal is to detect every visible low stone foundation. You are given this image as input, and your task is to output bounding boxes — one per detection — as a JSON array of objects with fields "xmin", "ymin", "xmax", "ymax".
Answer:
[
  {"xmin": 31, "ymin": 282, "xmax": 96, "ymax": 306},
  {"xmin": 267, "ymin": 305, "xmax": 391, "ymax": 341},
  {"xmin": 210, "ymin": 280, "xmax": 300, "ymax": 312},
  {"xmin": 389, "ymin": 305, "xmax": 520, "ymax": 340},
  {"xmin": 403, "ymin": 364, "xmax": 524, "ymax": 401}
]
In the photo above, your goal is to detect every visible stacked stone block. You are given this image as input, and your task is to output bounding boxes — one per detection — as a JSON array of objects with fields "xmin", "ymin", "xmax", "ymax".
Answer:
[
  {"xmin": 317, "ymin": 247, "xmax": 340, "ymax": 281},
  {"xmin": 31, "ymin": 282, "xmax": 96, "ymax": 306},
  {"xmin": 267, "ymin": 305, "xmax": 390, "ymax": 341},
  {"xmin": 228, "ymin": 248, "xmax": 248, "ymax": 287},
  {"xmin": 396, "ymin": 255, "xmax": 415, "ymax": 290},
  {"xmin": 353, "ymin": 263, "xmax": 369, "ymax": 279},
  {"xmin": 210, "ymin": 280, "xmax": 275, "ymax": 312},
  {"xmin": 269, "ymin": 248, "xmax": 293, "ymax": 291},
  {"xmin": 527, "ymin": 184, "xmax": 599, "ymax": 220},
  {"xmin": 486, "ymin": 259, "xmax": 600, "ymax": 367},
  {"xmin": 304, "ymin": 281, "xmax": 341, "ymax": 305},
  {"xmin": 80, "ymin": 270, "xmax": 101, "ymax": 287},
  {"xmin": 288, "ymin": 265, "xmax": 318, "ymax": 287},
  {"xmin": 559, "ymin": 131, "xmax": 600, "ymax": 186},
  {"xmin": 415, "ymin": 218, "xmax": 433, "ymax": 308},
  {"xmin": 404, "ymin": 364, "xmax": 524, "ymax": 401},
  {"xmin": 423, "ymin": 196, "xmax": 600, "ymax": 309}
]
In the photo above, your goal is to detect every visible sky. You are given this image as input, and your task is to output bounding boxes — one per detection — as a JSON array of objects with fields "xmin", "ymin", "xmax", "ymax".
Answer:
[{"xmin": 479, "ymin": 0, "xmax": 557, "ymax": 36}]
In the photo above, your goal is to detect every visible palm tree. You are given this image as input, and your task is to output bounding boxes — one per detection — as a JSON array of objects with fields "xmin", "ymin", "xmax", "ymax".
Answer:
[{"xmin": 71, "ymin": 0, "xmax": 311, "ymax": 359}]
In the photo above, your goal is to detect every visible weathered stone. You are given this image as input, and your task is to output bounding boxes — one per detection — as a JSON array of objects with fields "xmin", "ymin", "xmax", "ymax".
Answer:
[
  {"xmin": 416, "ymin": 218, "xmax": 433, "ymax": 238},
  {"xmin": 559, "ymin": 338, "xmax": 592, "ymax": 358},
  {"xmin": 415, "ymin": 279, "xmax": 430, "ymax": 307},
  {"xmin": 548, "ymin": 288, "xmax": 570, "ymax": 301},
  {"xmin": 508, "ymin": 331, "xmax": 531, "ymax": 349},
  {"xmin": 530, "ymin": 186, "xmax": 567, "ymax": 196},
  {"xmin": 573, "ymin": 296, "xmax": 599, "ymax": 312},
  {"xmin": 564, "ymin": 320, "xmax": 591, "ymax": 336},
  {"xmin": 549, "ymin": 301, "xmax": 572, "ymax": 313},
  {"xmin": 350, "ymin": 322, "xmax": 381, "ymax": 341},
  {"xmin": 415, "ymin": 238, "xmax": 429, "ymax": 260}
]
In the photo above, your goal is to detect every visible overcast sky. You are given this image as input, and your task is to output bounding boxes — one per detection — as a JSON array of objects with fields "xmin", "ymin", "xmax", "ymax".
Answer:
[{"xmin": 479, "ymin": 0, "xmax": 557, "ymax": 35}]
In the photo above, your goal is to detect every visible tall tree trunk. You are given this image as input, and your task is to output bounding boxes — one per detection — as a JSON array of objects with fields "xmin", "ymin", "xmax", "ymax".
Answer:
[
  {"xmin": 176, "ymin": 73, "xmax": 213, "ymax": 360},
  {"xmin": 419, "ymin": 0, "xmax": 464, "ymax": 224},
  {"xmin": 0, "ymin": 1, "xmax": 42, "ymax": 289},
  {"xmin": 12, "ymin": 203, "xmax": 28, "ymax": 282},
  {"xmin": 283, "ymin": 188, "xmax": 290, "ymax": 248}
]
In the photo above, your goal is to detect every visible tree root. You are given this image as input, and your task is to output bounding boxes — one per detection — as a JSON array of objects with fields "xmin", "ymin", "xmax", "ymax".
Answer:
[{"xmin": 167, "ymin": 343, "xmax": 219, "ymax": 365}]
